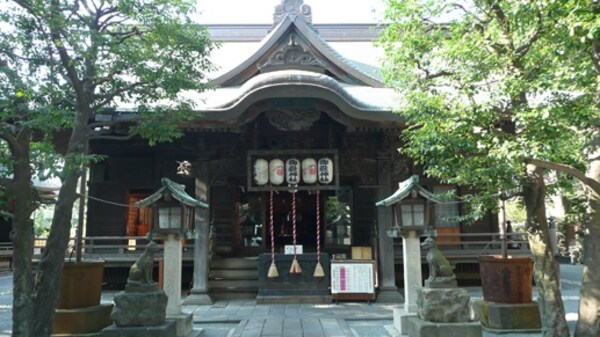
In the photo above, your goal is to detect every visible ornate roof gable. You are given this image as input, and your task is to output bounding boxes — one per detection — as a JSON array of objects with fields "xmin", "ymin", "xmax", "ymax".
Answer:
[
  {"xmin": 273, "ymin": 0, "xmax": 313, "ymax": 27},
  {"xmin": 212, "ymin": 0, "xmax": 383, "ymax": 88}
]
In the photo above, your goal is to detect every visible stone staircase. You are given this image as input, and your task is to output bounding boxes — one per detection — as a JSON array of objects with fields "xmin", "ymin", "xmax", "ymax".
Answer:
[{"xmin": 208, "ymin": 257, "xmax": 259, "ymax": 300}]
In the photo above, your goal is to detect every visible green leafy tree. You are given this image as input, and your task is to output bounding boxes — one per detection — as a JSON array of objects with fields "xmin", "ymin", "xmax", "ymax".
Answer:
[
  {"xmin": 0, "ymin": 1, "xmax": 215, "ymax": 335},
  {"xmin": 378, "ymin": 1, "xmax": 598, "ymax": 336}
]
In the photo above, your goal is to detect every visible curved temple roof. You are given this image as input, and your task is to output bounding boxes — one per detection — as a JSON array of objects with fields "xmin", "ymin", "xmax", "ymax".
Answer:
[
  {"xmin": 96, "ymin": 0, "xmax": 403, "ymax": 131},
  {"xmin": 197, "ymin": 0, "xmax": 401, "ymax": 126},
  {"xmin": 136, "ymin": 178, "xmax": 208, "ymax": 209},
  {"xmin": 375, "ymin": 175, "xmax": 444, "ymax": 207}
]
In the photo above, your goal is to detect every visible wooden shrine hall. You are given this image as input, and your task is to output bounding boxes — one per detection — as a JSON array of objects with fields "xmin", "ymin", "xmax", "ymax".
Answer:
[{"xmin": 83, "ymin": 0, "xmax": 501, "ymax": 303}]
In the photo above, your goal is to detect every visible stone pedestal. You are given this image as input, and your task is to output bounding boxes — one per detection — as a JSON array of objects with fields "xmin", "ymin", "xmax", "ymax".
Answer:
[
  {"xmin": 183, "ymin": 289, "xmax": 213, "ymax": 305},
  {"xmin": 110, "ymin": 285, "xmax": 168, "ymax": 327},
  {"xmin": 393, "ymin": 307, "xmax": 417, "ymax": 335},
  {"xmin": 417, "ymin": 287, "xmax": 470, "ymax": 323},
  {"xmin": 398, "ymin": 287, "xmax": 481, "ymax": 336},
  {"xmin": 164, "ymin": 234, "xmax": 183, "ymax": 315},
  {"xmin": 472, "ymin": 300, "xmax": 541, "ymax": 332},
  {"xmin": 101, "ymin": 320, "xmax": 176, "ymax": 337},
  {"xmin": 402, "ymin": 230, "xmax": 422, "ymax": 310},
  {"xmin": 404, "ymin": 316, "xmax": 482, "ymax": 337}
]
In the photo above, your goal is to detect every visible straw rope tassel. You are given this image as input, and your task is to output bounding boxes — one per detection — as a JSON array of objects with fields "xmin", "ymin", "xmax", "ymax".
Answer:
[
  {"xmin": 289, "ymin": 192, "xmax": 302, "ymax": 274},
  {"xmin": 313, "ymin": 190, "xmax": 324, "ymax": 277},
  {"xmin": 267, "ymin": 190, "xmax": 279, "ymax": 278}
]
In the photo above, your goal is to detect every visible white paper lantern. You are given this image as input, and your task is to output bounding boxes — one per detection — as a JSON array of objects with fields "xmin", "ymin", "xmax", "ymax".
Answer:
[
  {"xmin": 302, "ymin": 158, "xmax": 317, "ymax": 184},
  {"xmin": 269, "ymin": 159, "xmax": 285, "ymax": 185},
  {"xmin": 253, "ymin": 159, "xmax": 269, "ymax": 185},
  {"xmin": 318, "ymin": 158, "xmax": 333, "ymax": 184},
  {"xmin": 286, "ymin": 158, "xmax": 300, "ymax": 185}
]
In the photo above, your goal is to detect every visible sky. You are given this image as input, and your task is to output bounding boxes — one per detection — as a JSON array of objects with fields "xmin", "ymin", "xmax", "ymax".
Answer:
[{"xmin": 195, "ymin": 0, "xmax": 387, "ymax": 24}]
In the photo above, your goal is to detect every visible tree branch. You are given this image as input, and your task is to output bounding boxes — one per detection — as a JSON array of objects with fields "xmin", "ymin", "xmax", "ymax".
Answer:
[
  {"xmin": 43, "ymin": 1, "xmax": 91, "ymax": 122},
  {"xmin": 525, "ymin": 158, "xmax": 600, "ymax": 193},
  {"xmin": 0, "ymin": 126, "xmax": 20, "ymax": 151},
  {"xmin": 93, "ymin": 81, "xmax": 144, "ymax": 108},
  {"xmin": 0, "ymin": 211, "xmax": 14, "ymax": 219},
  {"xmin": 514, "ymin": 12, "xmax": 543, "ymax": 59}
]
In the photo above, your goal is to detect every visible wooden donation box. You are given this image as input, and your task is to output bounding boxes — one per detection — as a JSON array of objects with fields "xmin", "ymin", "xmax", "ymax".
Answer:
[
  {"xmin": 257, "ymin": 253, "xmax": 331, "ymax": 304},
  {"xmin": 331, "ymin": 260, "xmax": 376, "ymax": 302}
]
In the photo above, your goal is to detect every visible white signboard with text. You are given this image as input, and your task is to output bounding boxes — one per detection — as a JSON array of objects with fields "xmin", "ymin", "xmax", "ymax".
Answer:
[
  {"xmin": 284, "ymin": 245, "xmax": 303, "ymax": 255},
  {"xmin": 330, "ymin": 261, "xmax": 375, "ymax": 294}
]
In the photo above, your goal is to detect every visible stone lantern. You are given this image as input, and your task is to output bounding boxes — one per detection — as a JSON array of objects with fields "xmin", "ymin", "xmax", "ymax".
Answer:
[
  {"xmin": 136, "ymin": 178, "xmax": 207, "ymax": 316},
  {"xmin": 376, "ymin": 175, "xmax": 442, "ymax": 314}
]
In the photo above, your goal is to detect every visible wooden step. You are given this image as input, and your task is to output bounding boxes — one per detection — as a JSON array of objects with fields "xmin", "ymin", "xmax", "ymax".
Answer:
[
  {"xmin": 209, "ymin": 291, "xmax": 257, "ymax": 300},
  {"xmin": 210, "ymin": 257, "xmax": 258, "ymax": 270},
  {"xmin": 208, "ymin": 279, "xmax": 259, "ymax": 289},
  {"xmin": 209, "ymin": 269, "xmax": 258, "ymax": 280},
  {"xmin": 208, "ymin": 257, "xmax": 259, "ymax": 299}
]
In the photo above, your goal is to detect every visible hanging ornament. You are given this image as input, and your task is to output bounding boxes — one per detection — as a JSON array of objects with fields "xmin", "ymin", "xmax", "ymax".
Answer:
[
  {"xmin": 302, "ymin": 158, "xmax": 317, "ymax": 184},
  {"xmin": 254, "ymin": 158, "xmax": 269, "ymax": 185},
  {"xmin": 267, "ymin": 190, "xmax": 279, "ymax": 278},
  {"xmin": 269, "ymin": 159, "xmax": 285, "ymax": 185},
  {"xmin": 313, "ymin": 190, "xmax": 324, "ymax": 278},
  {"xmin": 318, "ymin": 158, "xmax": 333, "ymax": 184},
  {"xmin": 289, "ymin": 192, "xmax": 302, "ymax": 274},
  {"xmin": 286, "ymin": 158, "xmax": 301, "ymax": 185}
]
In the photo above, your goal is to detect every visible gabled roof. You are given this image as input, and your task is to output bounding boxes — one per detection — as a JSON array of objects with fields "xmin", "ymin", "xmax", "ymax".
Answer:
[
  {"xmin": 375, "ymin": 176, "xmax": 443, "ymax": 207},
  {"xmin": 212, "ymin": 0, "xmax": 383, "ymax": 88},
  {"xmin": 136, "ymin": 178, "xmax": 208, "ymax": 208}
]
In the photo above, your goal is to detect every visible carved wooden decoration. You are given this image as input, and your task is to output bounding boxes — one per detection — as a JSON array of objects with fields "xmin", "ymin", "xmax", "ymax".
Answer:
[{"xmin": 273, "ymin": 0, "xmax": 312, "ymax": 26}]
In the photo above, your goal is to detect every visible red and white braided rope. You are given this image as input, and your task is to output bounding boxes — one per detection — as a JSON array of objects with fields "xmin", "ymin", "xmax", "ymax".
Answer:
[
  {"xmin": 269, "ymin": 190, "xmax": 275, "ymax": 263},
  {"xmin": 292, "ymin": 192, "xmax": 297, "ymax": 256},
  {"xmin": 316, "ymin": 191, "xmax": 321, "ymax": 264}
]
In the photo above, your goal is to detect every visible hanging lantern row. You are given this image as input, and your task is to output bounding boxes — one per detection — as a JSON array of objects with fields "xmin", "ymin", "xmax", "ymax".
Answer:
[{"xmin": 253, "ymin": 157, "xmax": 333, "ymax": 186}]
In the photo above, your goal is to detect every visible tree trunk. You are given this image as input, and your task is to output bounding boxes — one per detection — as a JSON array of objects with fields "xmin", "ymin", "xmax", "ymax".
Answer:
[
  {"xmin": 575, "ymin": 127, "xmax": 600, "ymax": 337},
  {"xmin": 523, "ymin": 163, "xmax": 570, "ymax": 337},
  {"xmin": 10, "ymin": 134, "xmax": 35, "ymax": 337},
  {"xmin": 32, "ymin": 116, "xmax": 88, "ymax": 337}
]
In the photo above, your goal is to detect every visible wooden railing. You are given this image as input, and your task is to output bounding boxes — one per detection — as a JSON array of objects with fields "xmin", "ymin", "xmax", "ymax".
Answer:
[
  {"xmin": 401, "ymin": 232, "xmax": 532, "ymax": 262},
  {"xmin": 32, "ymin": 236, "xmax": 196, "ymax": 267},
  {"xmin": 0, "ymin": 242, "xmax": 14, "ymax": 270},
  {"xmin": 25, "ymin": 232, "xmax": 532, "ymax": 267}
]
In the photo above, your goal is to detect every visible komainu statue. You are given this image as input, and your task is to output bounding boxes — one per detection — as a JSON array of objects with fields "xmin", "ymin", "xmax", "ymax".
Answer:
[
  {"xmin": 127, "ymin": 240, "xmax": 161, "ymax": 284},
  {"xmin": 421, "ymin": 237, "xmax": 455, "ymax": 281}
]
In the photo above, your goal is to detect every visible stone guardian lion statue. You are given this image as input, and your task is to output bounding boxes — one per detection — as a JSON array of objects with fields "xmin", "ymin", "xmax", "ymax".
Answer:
[
  {"xmin": 421, "ymin": 237, "xmax": 455, "ymax": 280},
  {"xmin": 127, "ymin": 240, "xmax": 161, "ymax": 285}
]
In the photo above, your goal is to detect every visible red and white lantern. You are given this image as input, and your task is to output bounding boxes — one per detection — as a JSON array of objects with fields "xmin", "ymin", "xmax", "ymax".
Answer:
[
  {"xmin": 318, "ymin": 158, "xmax": 333, "ymax": 184},
  {"xmin": 302, "ymin": 158, "xmax": 317, "ymax": 184},
  {"xmin": 269, "ymin": 159, "xmax": 285, "ymax": 185},
  {"xmin": 253, "ymin": 158, "xmax": 269, "ymax": 185},
  {"xmin": 286, "ymin": 158, "xmax": 300, "ymax": 185}
]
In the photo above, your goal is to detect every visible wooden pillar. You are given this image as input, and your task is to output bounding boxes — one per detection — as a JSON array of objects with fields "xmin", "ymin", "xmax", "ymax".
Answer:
[
  {"xmin": 376, "ymin": 157, "xmax": 403, "ymax": 303},
  {"xmin": 184, "ymin": 158, "xmax": 213, "ymax": 305}
]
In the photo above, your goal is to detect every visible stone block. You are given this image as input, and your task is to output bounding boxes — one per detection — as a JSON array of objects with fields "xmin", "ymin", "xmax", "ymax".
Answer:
[
  {"xmin": 100, "ymin": 320, "xmax": 177, "ymax": 337},
  {"xmin": 472, "ymin": 300, "xmax": 541, "ymax": 332},
  {"xmin": 52, "ymin": 303, "xmax": 113, "ymax": 335},
  {"xmin": 393, "ymin": 307, "xmax": 417, "ymax": 335},
  {"xmin": 405, "ymin": 316, "xmax": 482, "ymax": 337},
  {"xmin": 424, "ymin": 278, "xmax": 457, "ymax": 288},
  {"xmin": 417, "ymin": 288, "xmax": 470, "ymax": 323},
  {"xmin": 167, "ymin": 312, "xmax": 193, "ymax": 337},
  {"xmin": 111, "ymin": 290, "xmax": 168, "ymax": 327}
]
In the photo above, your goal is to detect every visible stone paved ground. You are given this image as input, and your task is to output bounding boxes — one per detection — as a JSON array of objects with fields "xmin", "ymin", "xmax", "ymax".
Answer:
[{"xmin": 0, "ymin": 263, "xmax": 584, "ymax": 336}]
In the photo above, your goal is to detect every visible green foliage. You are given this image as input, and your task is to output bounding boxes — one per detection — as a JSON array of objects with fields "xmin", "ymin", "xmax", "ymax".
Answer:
[
  {"xmin": 0, "ymin": 1, "xmax": 216, "ymax": 333},
  {"xmin": 325, "ymin": 196, "xmax": 351, "ymax": 226},
  {"xmin": 505, "ymin": 198, "xmax": 527, "ymax": 225},
  {"xmin": 378, "ymin": 0, "xmax": 599, "ymax": 218}
]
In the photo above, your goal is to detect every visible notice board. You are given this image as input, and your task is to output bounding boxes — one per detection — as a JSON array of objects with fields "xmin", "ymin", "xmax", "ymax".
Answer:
[{"xmin": 330, "ymin": 260, "xmax": 376, "ymax": 302}]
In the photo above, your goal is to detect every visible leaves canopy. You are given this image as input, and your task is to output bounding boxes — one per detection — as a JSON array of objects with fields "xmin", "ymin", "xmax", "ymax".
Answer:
[
  {"xmin": 378, "ymin": 0, "xmax": 598, "ymax": 210},
  {"xmin": 0, "ymin": 1, "xmax": 216, "ymax": 335}
]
